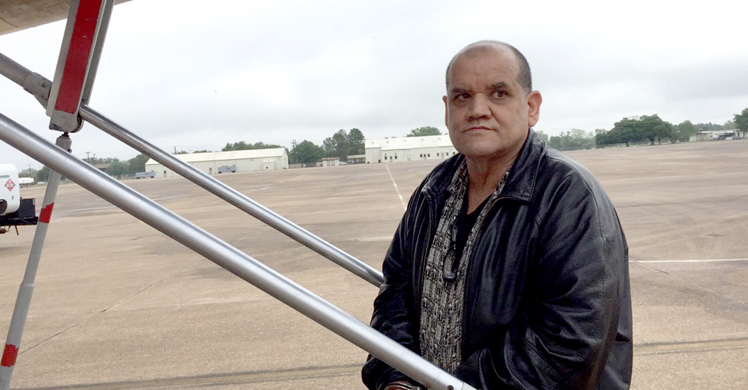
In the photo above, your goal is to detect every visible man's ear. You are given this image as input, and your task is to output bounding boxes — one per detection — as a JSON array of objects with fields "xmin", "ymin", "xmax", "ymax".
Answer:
[
  {"xmin": 527, "ymin": 91, "xmax": 542, "ymax": 127},
  {"xmin": 443, "ymin": 95, "xmax": 448, "ymax": 127}
]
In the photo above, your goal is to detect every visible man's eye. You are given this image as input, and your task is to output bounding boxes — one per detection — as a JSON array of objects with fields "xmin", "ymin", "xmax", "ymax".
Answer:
[
  {"xmin": 493, "ymin": 90, "xmax": 507, "ymax": 98},
  {"xmin": 456, "ymin": 93, "xmax": 470, "ymax": 100}
]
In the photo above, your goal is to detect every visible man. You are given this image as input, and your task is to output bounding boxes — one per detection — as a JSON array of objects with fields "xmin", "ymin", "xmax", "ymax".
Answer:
[{"xmin": 362, "ymin": 41, "xmax": 632, "ymax": 390}]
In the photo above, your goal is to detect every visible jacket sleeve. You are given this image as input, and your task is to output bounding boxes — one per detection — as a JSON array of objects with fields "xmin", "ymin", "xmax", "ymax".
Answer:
[
  {"xmin": 362, "ymin": 188, "xmax": 426, "ymax": 390},
  {"xmin": 456, "ymin": 170, "xmax": 629, "ymax": 389}
]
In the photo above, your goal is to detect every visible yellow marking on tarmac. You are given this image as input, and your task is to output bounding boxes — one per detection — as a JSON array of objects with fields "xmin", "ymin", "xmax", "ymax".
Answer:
[
  {"xmin": 635, "ymin": 338, "xmax": 748, "ymax": 356},
  {"xmin": 20, "ymin": 364, "xmax": 361, "ymax": 389},
  {"xmin": 635, "ymin": 258, "xmax": 748, "ymax": 263}
]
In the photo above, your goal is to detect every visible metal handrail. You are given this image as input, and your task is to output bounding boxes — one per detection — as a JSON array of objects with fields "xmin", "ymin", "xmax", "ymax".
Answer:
[
  {"xmin": 0, "ymin": 51, "xmax": 384, "ymax": 287},
  {"xmin": 81, "ymin": 106, "xmax": 384, "ymax": 287},
  {"xmin": 0, "ymin": 113, "xmax": 475, "ymax": 390}
]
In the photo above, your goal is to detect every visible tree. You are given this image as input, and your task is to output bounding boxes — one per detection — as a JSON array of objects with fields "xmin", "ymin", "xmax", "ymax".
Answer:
[
  {"xmin": 595, "ymin": 129, "xmax": 609, "ymax": 148},
  {"xmin": 222, "ymin": 141, "xmax": 282, "ymax": 151},
  {"xmin": 694, "ymin": 122, "xmax": 723, "ymax": 131},
  {"xmin": 675, "ymin": 120, "xmax": 698, "ymax": 143},
  {"xmin": 548, "ymin": 129, "xmax": 595, "ymax": 151},
  {"xmin": 36, "ymin": 166, "xmax": 51, "ymax": 182},
  {"xmin": 734, "ymin": 108, "xmax": 748, "ymax": 138},
  {"xmin": 332, "ymin": 129, "xmax": 351, "ymax": 161},
  {"xmin": 291, "ymin": 140, "xmax": 324, "ymax": 165},
  {"xmin": 322, "ymin": 137, "xmax": 337, "ymax": 157},
  {"xmin": 128, "ymin": 153, "xmax": 149, "ymax": 173},
  {"xmin": 347, "ymin": 128, "xmax": 365, "ymax": 155},
  {"xmin": 407, "ymin": 126, "xmax": 441, "ymax": 137},
  {"xmin": 601, "ymin": 118, "xmax": 639, "ymax": 147},
  {"xmin": 600, "ymin": 115, "xmax": 674, "ymax": 147},
  {"xmin": 535, "ymin": 130, "xmax": 549, "ymax": 143},
  {"xmin": 106, "ymin": 160, "xmax": 128, "ymax": 178},
  {"xmin": 639, "ymin": 114, "xmax": 674, "ymax": 145}
]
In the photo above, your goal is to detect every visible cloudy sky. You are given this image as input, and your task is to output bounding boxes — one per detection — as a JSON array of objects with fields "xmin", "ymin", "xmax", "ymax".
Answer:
[{"xmin": 1, "ymin": 0, "xmax": 747, "ymax": 169}]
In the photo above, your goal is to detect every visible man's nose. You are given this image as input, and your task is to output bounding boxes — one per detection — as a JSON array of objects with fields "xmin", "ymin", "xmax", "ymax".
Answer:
[{"xmin": 468, "ymin": 93, "xmax": 491, "ymax": 119}]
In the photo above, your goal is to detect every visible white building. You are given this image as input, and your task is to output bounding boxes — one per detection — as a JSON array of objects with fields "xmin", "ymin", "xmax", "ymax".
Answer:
[
  {"xmin": 365, "ymin": 135, "xmax": 458, "ymax": 164},
  {"xmin": 690, "ymin": 129, "xmax": 741, "ymax": 142},
  {"xmin": 145, "ymin": 148, "xmax": 288, "ymax": 178},
  {"xmin": 320, "ymin": 157, "xmax": 340, "ymax": 167}
]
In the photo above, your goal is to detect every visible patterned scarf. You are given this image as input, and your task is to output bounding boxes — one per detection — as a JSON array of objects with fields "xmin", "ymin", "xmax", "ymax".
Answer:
[{"xmin": 419, "ymin": 161, "xmax": 509, "ymax": 373}]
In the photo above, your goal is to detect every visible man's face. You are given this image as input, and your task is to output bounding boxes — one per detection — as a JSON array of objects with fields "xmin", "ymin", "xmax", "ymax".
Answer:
[{"xmin": 443, "ymin": 46, "xmax": 541, "ymax": 163}]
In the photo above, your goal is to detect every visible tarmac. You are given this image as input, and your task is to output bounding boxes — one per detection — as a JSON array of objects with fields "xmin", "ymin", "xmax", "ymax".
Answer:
[{"xmin": 2, "ymin": 139, "xmax": 747, "ymax": 389}]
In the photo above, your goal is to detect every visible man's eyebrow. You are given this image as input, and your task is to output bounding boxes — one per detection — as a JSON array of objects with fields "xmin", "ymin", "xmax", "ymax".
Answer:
[
  {"xmin": 489, "ymin": 81, "xmax": 509, "ymax": 90},
  {"xmin": 449, "ymin": 87, "xmax": 470, "ymax": 95}
]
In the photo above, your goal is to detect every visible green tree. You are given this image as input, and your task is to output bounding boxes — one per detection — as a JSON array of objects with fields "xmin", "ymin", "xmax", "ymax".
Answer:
[
  {"xmin": 734, "ymin": 108, "xmax": 748, "ymax": 138},
  {"xmin": 36, "ymin": 166, "xmax": 50, "ymax": 182},
  {"xmin": 128, "ymin": 153, "xmax": 149, "ymax": 174},
  {"xmin": 602, "ymin": 115, "xmax": 674, "ymax": 147},
  {"xmin": 595, "ymin": 129, "xmax": 609, "ymax": 148},
  {"xmin": 694, "ymin": 122, "xmax": 723, "ymax": 131},
  {"xmin": 106, "ymin": 161, "xmax": 128, "ymax": 178},
  {"xmin": 222, "ymin": 141, "xmax": 282, "ymax": 151},
  {"xmin": 332, "ymin": 129, "xmax": 351, "ymax": 161},
  {"xmin": 291, "ymin": 140, "xmax": 324, "ymax": 165},
  {"xmin": 548, "ymin": 129, "xmax": 595, "ymax": 151},
  {"xmin": 604, "ymin": 117, "xmax": 641, "ymax": 147},
  {"xmin": 347, "ymin": 128, "xmax": 366, "ymax": 155},
  {"xmin": 639, "ymin": 115, "xmax": 674, "ymax": 145},
  {"xmin": 407, "ymin": 126, "xmax": 441, "ymax": 137},
  {"xmin": 675, "ymin": 120, "xmax": 698, "ymax": 143},
  {"xmin": 322, "ymin": 137, "xmax": 337, "ymax": 157},
  {"xmin": 535, "ymin": 130, "xmax": 549, "ymax": 143}
]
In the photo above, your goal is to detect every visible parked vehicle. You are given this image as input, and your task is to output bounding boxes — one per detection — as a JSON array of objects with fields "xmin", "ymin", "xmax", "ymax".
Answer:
[
  {"xmin": 218, "ymin": 165, "xmax": 237, "ymax": 174},
  {"xmin": 135, "ymin": 170, "xmax": 156, "ymax": 179},
  {"xmin": 1, "ymin": 164, "xmax": 38, "ymax": 234}
]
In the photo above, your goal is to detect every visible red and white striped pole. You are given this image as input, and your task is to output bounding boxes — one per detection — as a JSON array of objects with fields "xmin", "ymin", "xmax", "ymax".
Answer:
[{"xmin": 0, "ymin": 134, "xmax": 71, "ymax": 390}]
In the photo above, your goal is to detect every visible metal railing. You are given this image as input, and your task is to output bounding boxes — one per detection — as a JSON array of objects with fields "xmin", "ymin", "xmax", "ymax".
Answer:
[{"xmin": 0, "ymin": 50, "xmax": 475, "ymax": 390}]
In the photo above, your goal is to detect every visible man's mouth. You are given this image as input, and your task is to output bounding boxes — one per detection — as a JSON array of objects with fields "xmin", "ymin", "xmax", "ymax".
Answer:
[{"xmin": 465, "ymin": 126, "xmax": 492, "ymax": 132}]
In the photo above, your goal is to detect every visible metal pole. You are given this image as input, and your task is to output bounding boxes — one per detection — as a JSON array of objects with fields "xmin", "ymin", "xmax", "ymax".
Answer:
[
  {"xmin": 0, "ymin": 52, "xmax": 383, "ymax": 287},
  {"xmin": 0, "ymin": 52, "xmax": 29, "ymax": 86},
  {"xmin": 80, "ymin": 105, "xmax": 384, "ymax": 287},
  {"xmin": 0, "ymin": 114, "xmax": 474, "ymax": 390},
  {"xmin": 1, "ymin": 134, "xmax": 71, "ymax": 390}
]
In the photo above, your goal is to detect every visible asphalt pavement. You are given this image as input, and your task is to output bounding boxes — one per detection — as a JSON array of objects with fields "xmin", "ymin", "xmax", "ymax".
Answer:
[{"xmin": 2, "ymin": 139, "xmax": 747, "ymax": 389}]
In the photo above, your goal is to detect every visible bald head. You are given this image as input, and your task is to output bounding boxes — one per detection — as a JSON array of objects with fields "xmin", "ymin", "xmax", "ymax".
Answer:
[{"xmin": 445, "ymin": 41, "xmax": 532, "ymax": 93}]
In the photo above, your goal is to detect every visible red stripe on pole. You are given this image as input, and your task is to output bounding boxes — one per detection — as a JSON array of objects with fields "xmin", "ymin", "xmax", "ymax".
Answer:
[
  {"xmin": 1, "ymin": 344, "xmax": 19, "ymax": 367},
  {"xmin": 39, "ymin": 203, "xmax": 55, "ymax": 224},
  {"xmin": 54, "ymin": 0, "xmax": 103, "ymax": 114}
]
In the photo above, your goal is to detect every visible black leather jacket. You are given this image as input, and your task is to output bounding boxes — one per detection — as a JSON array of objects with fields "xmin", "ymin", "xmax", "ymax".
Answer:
[{"xmin": 363, "ymin": 130, "xmax": 632, "ymax": 390}]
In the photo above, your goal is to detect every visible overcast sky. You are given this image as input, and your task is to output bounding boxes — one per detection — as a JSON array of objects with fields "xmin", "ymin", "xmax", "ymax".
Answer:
[{"xmin": 2, "ymin": 0, "xmax": 747, "ymax": 169}]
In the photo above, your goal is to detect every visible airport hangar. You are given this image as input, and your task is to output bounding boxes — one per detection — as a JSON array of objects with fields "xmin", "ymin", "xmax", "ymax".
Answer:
[
  {"xmin": 365, "ymin": 135, "xmax": 457, "ymax": 164},
  {"xmin": 145, "ymin": 148, "xmax": 289, "ymax": 178}
]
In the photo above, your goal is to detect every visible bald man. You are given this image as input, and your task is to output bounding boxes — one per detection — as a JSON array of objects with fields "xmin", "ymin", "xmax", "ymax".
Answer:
[{"xmin": 362, "ymin": 41, "xmax": 632, "ymax": 390}]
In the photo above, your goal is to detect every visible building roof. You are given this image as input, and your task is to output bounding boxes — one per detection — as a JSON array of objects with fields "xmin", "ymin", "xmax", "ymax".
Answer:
[
  {"xmin": 146, "ymin": 148, "xmax": 286, "ymax": 165},
  {"xmin": 366, "ymin": 135, "xmax": 453, "ymax": 151}
]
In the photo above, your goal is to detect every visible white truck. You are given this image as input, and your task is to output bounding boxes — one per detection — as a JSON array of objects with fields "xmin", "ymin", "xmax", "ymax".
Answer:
[
  {"xmin": 1, "ymin": 164, "xmax": 38, "ymax": 234},
  {"xmin": 19, "ymin": 177, "xmax": 35, "ymax": 187},
  {"xmin": 135, "ymin": 170, "xmax": 156, "ymax": 179},
  {"xmin": 217, "ymin": 165, "xmax": 237, "ymax": 174}
]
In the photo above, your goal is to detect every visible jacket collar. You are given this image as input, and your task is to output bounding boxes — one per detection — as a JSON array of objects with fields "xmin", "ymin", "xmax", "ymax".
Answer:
[{"xmin": 421, "ymin": 129, "xmax": 545, "ymax": 204}]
